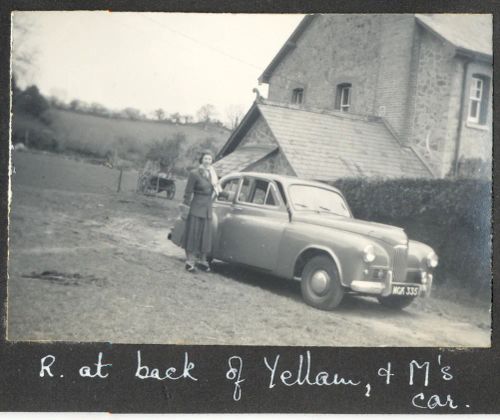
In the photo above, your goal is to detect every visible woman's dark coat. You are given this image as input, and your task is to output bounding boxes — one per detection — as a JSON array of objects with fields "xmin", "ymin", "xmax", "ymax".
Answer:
[{"xmin": 183, "ymin": 168, "xmax": 214, "ymax": 219}]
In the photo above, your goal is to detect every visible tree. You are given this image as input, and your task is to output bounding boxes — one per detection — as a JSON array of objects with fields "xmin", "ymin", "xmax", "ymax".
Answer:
[
  {"xmin": 225, "ymin": 104, "xmax": 244, "ymax": 130},
  {"xmin": 11, "ymin": 13, "xmax": 38, "ymax": 86},
  {"xmin": 170, "ymin": 112, "xmax": 182, "ymax": 124},
  {"xmin": 14, "ymin": 84, "xmax": 49, "ymax": 117},
  {"xmin": 48, "ymin": 95, "xmax": 66, "ymax": 109},
  {"xmin": 146, "ymin": 133, "xmax": 184, "ymax": 173},
  {"xmin": 185, "ymin": 136, "xmax": 219, "ymax": 165},
  {"xmin": 69, "ymin": 99, "xmax": 82, "ymax": 111},
  {"xmin": 154, "ymin": 108, "xmax": 165, "ymax": 121},
  {"xmin": 196, "ymin": 104, "xmax": 217, "ymax": 123},
  {"xmin": 183, "ymin": 114, "xmax": 194, "ymax": 124},
  {"xmin": 89, "ymin": 102, "xmax": 110, "ymax": 117},
  {"xmin": 122, "ymin": 107, "xmax": 143, "ymax": 121}
]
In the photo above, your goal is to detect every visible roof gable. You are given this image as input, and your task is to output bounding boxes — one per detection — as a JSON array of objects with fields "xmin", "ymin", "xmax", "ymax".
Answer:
[
  {"xmin": 258, "ymin": 14, "xmax": 316, "ymax": 84},
  {"xmin": 213, "ymin": 145, "xmax": 277, "ymax": 176},
  {"xmin": 416, "ymin": 14, "xmax": 492, "ymax": 60},
  {"xmin": 217, "ymin": 102, "xmax": 433, "ymax": 180}
]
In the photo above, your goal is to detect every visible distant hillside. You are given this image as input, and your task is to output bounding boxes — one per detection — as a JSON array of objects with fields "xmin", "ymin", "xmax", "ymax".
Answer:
[{"xmin": 12, "ymin": 108, "xmax": 231, "ymax": 171}]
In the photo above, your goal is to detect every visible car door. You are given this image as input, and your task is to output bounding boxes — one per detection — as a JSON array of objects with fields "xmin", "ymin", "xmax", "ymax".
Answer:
[
  {"xmin": 218, "ymin": 175, "xmax": 289, "ymax": 271},
  {"xmin": 212, "ymin": 176, "xmax": 241, "ymax": 259}
]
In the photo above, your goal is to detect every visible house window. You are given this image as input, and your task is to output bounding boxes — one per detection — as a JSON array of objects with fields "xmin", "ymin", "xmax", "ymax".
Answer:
[
  {"xmin": 335, "ymin": 83, "xmax": 351, "ymax": 112},
  {"xmin": 292, "ymin": 88, "xmax": 304, "ymax": 104},
  {"xmin": 468, "ymin": 74, "xmax": 490, "ymax": 125}
]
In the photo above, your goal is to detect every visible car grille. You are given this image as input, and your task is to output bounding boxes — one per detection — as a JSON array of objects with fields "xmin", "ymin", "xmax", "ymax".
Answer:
[
  {"xmin": 392, "ymin": 245, "xmax": 408, "ymax": 283},
  {"xmin": 405, "ymin": 270, "xmax": 422, "ymax": 284}
]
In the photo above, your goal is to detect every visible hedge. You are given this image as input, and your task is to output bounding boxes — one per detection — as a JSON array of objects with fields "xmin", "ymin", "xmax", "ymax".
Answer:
[{"xmin": 329, "ymin": 178, "xmax": 491, "ymax": 299}]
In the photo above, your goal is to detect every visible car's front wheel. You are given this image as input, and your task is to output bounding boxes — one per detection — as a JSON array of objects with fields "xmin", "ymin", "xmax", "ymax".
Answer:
[
  {"xmin": 377, "ymin": 295, "xmax": 415, "ymax": 310},
  {"xmin": 301, "ymin": 255, "xmax": 344, "ymax": 310}
]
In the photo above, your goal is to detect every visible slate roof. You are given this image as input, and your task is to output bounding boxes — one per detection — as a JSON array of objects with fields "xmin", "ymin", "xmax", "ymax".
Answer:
[
  {"xmin": 213, "ymin": 145, "xmax": 277, "ymax": 177},
  {"xmin": 220, "ymin": 102, "xmax": 432, "ymax": 180},
  {"xmin": 416, "ymin": 14, "xmax": 492, "ymax": 58}
]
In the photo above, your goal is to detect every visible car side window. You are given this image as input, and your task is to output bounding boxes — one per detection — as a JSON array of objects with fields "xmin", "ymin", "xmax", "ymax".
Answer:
[
  {"xmin": 252, "ymin": 179, "xmax": 268, "ymax": 205},
  {"xmin": 265, "ymin": 185, "xmax": 278, "ymax": 206},
  {"xmin": 237, "ymin": 177, "xmax": 280, "ymax": 207},
  {"xmin": 217, "ymin": 178, "xmax": 240, "ymax": 202},
  {"xmin": 238, "ymin": 177, "xmax": 253, "ymax": 203}
]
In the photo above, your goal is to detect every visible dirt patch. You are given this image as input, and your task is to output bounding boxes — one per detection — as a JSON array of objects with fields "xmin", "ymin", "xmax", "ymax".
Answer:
[{"xmin": 22, "ymin": 270, "xmax": 106, "ymax": 287}]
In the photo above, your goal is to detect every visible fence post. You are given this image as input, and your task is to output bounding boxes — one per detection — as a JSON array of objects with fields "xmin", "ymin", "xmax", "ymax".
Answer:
[{"xmin": 117, "ymin": 167, "xmax": 123, "ymax": 192}]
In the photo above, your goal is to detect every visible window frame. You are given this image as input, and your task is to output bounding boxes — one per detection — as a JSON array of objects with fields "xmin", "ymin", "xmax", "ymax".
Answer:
[
  {"xmin": 335, "ymin": 83, "xmax": 352, "ymax": 112},
  {"xmin": 216, "ymin": 176, "xmax": 242, "ymax": 204},
  {"xmin": 292, "ymin": 88, "xmax": 304, "ymax": 105},
  {"xmin": 467, "ymin": 74, "xmax": 490, "ymax": 126},
  {"xmin": 340, "ymin": 86, "xmax": 350, "ymax": 112},
  {"xmin": 235, "ymin": 176, "xmax": 283, "ymax": 210},
  {"xmin": 468, "ymin": 77, "xmax": 483, "ymax": 124}
]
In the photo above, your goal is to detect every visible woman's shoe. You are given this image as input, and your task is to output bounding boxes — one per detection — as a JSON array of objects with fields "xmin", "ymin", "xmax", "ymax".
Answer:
[
  {"xmin": 197, "ymin": 261, "xmax": 211, "ymax": 272},
  {"xmin": 185, "ymin": 262, "xmax": 196, "ymax": 272}
]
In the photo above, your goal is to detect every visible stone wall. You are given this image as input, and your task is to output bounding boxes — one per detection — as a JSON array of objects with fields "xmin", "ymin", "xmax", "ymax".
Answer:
[
  {"xmin": 373, "ymin": 15, "xmax": 418, "ymax": 136},
  {"xmin": 407, "ymin": 29, "xmax": 492, "ymax": 177},
  {"xmin": 267, "ymin": 14, "xmax": 383, "ymax": 115},
  {"xmin": 267, "ymin": 14, "xmax": 417, "ymax": 136},
  {"xmin": 406, "ymin": 28, "xmax": 457, "ymax": 176}
]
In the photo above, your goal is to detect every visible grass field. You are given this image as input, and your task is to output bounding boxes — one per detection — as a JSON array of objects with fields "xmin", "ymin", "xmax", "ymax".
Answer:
[{"xmin": 12, "ymin": 108, "xmax": 231, "ymax": 168}]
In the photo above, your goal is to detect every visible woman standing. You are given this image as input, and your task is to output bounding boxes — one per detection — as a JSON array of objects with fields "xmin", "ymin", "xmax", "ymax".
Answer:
[{"xmin": 181, "ymin": 151, "xmax": 220, "ymax": 272}]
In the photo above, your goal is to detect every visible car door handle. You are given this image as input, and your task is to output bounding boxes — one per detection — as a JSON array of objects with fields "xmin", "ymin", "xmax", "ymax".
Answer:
[{"xmin": 233, "ymin": 206, "xmax": 244, "ymax": 212}]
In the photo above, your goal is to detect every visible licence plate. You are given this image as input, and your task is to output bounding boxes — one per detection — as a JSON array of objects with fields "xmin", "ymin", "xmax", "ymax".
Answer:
[{"xmin": 391, "ymin": 285, "xmax": 420, "ymax": 296}]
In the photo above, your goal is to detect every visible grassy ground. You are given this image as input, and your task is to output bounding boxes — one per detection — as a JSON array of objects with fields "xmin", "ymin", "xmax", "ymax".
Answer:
[
  {"xmin": 12, "ymin": 108, "xmax": 231, "ymax": 168},
  {"xmin": 6, "ymin": 150, "xmax": 491, "ymax": 346}
]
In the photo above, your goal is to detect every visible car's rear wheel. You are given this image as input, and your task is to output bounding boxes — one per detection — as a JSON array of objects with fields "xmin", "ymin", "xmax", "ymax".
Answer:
[
  {"xmin": 301, "ymin": 255, "xmax": 344, "ymax": 310},
  {"xmin": 377, "ymin": 295, "xmax": 415, "ymax": 310}
]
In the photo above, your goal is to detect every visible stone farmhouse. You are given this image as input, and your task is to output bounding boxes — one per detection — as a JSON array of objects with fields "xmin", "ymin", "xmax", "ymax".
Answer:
[{"xmin": 215, "ymin": 14, "xmax": 492, "ymax": 180}]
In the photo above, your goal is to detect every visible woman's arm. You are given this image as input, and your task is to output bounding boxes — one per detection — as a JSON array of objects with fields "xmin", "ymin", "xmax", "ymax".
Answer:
[{"xmin": 183, "ymin": 172, "xmax": 196, "ymax": 206}]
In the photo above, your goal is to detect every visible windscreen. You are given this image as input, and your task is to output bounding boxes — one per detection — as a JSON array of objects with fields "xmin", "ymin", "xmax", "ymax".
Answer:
[{"xmin": 289, "ymin": 185, "xmax": 351, "ymax": 217}]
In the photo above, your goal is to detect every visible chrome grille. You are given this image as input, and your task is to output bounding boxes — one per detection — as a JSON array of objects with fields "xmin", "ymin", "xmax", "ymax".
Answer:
[{"xmin": 392, "ymin": 245, "xmax": 408, "ymax": 282}]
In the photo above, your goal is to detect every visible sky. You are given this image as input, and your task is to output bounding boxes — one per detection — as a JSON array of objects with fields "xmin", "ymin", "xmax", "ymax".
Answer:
[{"xmin": 11, "ymin": 12, "xmax": 304, "ymax": 122}]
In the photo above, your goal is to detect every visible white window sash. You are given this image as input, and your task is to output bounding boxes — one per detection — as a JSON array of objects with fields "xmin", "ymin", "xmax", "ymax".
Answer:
[
  {"xmin": 340, "ymin": 87, "xmax": 350, "ymax": 111},
  {"xmin": 470, "ymin": 78, "xmax": 483, "ymax": 101},
  {"xmin": 468, "ymin": 77, "xmax": 485, "ymax": 124},
  {"xmin": 468, "ymin": 98, "xmax": 481, "ymax": 123}
]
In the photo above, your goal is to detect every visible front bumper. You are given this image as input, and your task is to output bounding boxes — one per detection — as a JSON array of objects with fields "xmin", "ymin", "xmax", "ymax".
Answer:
[{"xmin": 350, "ymin": 270, "xmax": 433, "ymax": 298}]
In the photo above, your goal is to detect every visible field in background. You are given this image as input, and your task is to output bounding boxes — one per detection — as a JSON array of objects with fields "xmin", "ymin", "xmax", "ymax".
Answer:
[{"xmin": 12, "ymin": 108, "xmax": 231, "ymax": 169}]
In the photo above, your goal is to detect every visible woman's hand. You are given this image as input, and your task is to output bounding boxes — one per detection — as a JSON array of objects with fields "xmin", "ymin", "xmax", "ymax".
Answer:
[
  {"xmin": 179, "ymin": 203, "xmax": 189, "ymax": 220},
  {"xmin": 217, "ymin": 190, "xmax": 230, "ymax": 200}
]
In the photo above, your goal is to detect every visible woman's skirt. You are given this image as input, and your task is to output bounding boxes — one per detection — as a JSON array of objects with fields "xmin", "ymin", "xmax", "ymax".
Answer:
[{"xmin": 181, "ymin": 214, "xmax": 212, "ymax": 255}]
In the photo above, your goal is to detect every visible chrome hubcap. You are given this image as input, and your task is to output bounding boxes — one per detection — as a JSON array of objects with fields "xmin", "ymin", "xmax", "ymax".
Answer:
[{"xmin": 310, "ymin": 270, "xmax": 330, "ymax": 295}]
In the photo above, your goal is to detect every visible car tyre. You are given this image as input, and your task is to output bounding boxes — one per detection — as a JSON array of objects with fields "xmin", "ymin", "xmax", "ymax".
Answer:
[
  {"xmin": 301, "ymin": 255, "xmax": 344, "ymax": 310},
  {"xmin": 377, "ymin": 295, "xmax": 415, "ymax": 310}
]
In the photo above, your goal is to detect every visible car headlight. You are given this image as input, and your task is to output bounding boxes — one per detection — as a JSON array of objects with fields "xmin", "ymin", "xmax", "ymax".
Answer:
[
  {"xmin": 426, "ymin": 252, "xmax": 439, "ymax": 268},
  {"xmin": 363, "ymin": 245, "xmax": 376, "ymax": 263}
]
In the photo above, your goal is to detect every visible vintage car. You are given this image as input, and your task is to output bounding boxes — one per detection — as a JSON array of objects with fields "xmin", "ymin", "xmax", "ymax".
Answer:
[{"xmin": 169, "ymin": 172, "xmax": 438, "ymax": 310}]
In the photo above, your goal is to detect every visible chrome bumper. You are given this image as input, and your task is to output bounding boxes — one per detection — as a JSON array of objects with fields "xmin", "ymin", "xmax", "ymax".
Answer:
[{"xmin": 350, "ymin": 271, "xmax": 433, "ymax": 297}]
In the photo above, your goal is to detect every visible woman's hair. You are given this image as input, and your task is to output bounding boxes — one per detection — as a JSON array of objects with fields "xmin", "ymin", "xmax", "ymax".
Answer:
[{"xmin": 198, "ymin": 150, "xmax": 214, "ymax": 164}]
